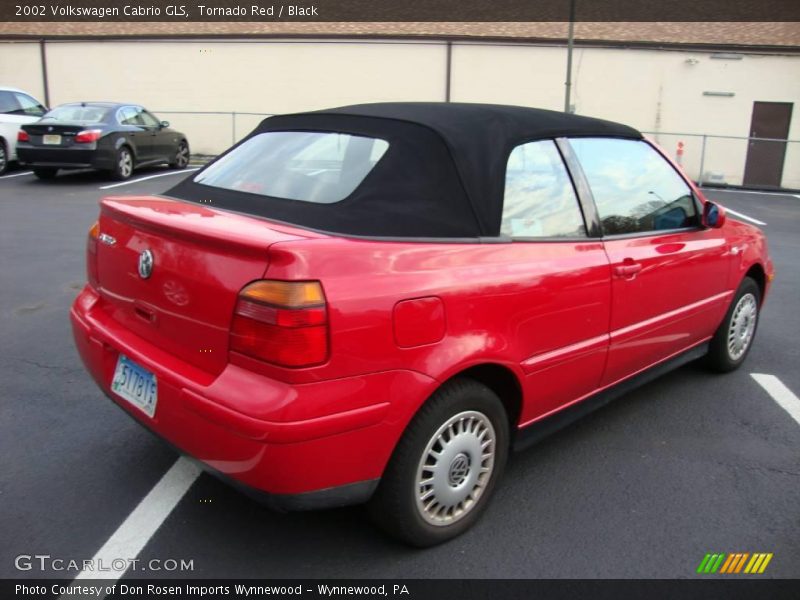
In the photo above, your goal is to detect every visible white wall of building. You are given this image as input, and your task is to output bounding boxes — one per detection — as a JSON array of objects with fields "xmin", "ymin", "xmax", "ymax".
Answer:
[{"xmin": 1, "ymin": 38, "xmax": 798, "ymax": 186}]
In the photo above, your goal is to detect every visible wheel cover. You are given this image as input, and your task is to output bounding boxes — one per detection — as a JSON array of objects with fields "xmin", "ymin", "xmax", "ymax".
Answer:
[
  {"xmin": 415, "ymin": 410, "xmax": 496, "ymax": 527},
  {"xmin": 119, "ymin": 150, "xmax": 132, "ymax": 177},
  {"xmin": 727, "ymin": 292, "xmax": 758, "ymax": 361},
  {"xmin": 0, "ymin": 145, "xmax": 6, "ymax": 170},
  {"xmin": 176, "ymin": 144, "xmax": 189, "ymax": 167}
]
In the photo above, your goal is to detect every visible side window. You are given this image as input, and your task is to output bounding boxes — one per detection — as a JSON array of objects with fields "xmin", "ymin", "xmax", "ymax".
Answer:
[
  {"xmin": 0, "ymin": 91, "xmax": 21, "ymax": 114},
  {"xmin": 118, "ymin": 107, "xmax": 138, "ymax": 126},
  {"xmin": 569, "ymin": 138, "xmax": 700, "ymax": 236},
  {"xmin": 502, "ymin": 139, "xmax": 586, "ymax": 238},
  {"xmin": 139, "ymin": 110, "xmax": 160, "ymax": 128},
  {"xmin": 14, "ymin": 93, "xmax": 46, "ymax": 116}
]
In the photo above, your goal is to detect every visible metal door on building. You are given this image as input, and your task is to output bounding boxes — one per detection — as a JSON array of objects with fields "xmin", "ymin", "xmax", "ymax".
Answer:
[{"xmin": 743, "ymin": 101, "xmax": 793, "ymax": 188}]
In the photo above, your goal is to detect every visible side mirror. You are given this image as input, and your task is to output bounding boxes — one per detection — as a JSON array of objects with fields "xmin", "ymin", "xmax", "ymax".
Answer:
[
  {"xmin": 160, "ymin": 121, "xmax": 170, "ymax": 129},
  {"xmin": 703, "ymin": 201, "xmax": 726, "ymax": 229}
]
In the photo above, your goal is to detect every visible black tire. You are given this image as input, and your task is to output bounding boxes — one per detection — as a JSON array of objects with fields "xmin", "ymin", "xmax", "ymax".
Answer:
[
  {"xmin": 33, "ymin": 167, "xmax": 58, "ymax": 180},
  {"xmin": 0, "ymin": 139, "xmax": 8, "ymax": 176},
  {"xmin": 705, "ymin": 277, "xmax": 761, "ymax": 373},
  {"xmin": 169, "ymin": 140, "xmax": 190, "ymax": 169},
  {"xmin": 111, "ymin": 146, "xmax": 134, "ymax": 181},
  {"xmin": 368, "ymin": 378, "xmax": 509, "ymax": 547}
]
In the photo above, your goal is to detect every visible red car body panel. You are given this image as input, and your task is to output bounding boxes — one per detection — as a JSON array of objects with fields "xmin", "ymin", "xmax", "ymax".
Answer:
[
  {"xmin": 600, "ymin": 229, "xmax": 731, "ymax": 385},
  {"xmin": 70, "ymin": 113, "xmax": 774, "ymax": 507},
  {"xmin": 70, "ymin": 191, "xmax": 773, "ymax": 501}
]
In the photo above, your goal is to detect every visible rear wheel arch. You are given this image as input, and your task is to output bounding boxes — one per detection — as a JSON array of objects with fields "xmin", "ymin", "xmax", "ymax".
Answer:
[
  {"xmin": 456, "ymin": 363, "xmax": 523, "ymax": 435},
  {"xmin": 114, "ymin": 137, "xmax": 136, "ymax": 159},
  {"xmin": 389, "ymin": 362, "xmax": 523, "ymax": 459}
]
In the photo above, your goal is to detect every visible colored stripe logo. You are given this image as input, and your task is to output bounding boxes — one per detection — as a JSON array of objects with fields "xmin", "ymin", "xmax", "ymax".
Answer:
[{"xmin": 697, "ymin": 552, "xmax": 773, "ymax": 574}]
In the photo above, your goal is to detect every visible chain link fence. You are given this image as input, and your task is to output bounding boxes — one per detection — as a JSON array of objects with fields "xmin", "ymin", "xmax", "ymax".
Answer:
[{"xmin": 645, "ymin": 132, "xmax": 800, "ymax": 190}]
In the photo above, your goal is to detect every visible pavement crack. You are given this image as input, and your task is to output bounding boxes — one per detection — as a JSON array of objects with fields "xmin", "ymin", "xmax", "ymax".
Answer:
[
  {"xmin": 4, "ymin": 357, "xmax": 82, "ymax": 374},
  {"xmin": 13, "ymin": 302, "xmax": 47, "ymax": 316}
]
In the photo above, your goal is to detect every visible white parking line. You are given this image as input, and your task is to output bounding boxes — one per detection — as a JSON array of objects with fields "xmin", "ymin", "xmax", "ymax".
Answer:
[
  {"xmin": 99, "ymin": 168, "xmax": 199, "ymax": 190},
  {"xmin": 751, "ymin": 374, "xmax": 800, "ymax": 426},
  {"xmin": 71, "ymin": 457, "xmax": 201, "ymax": 583},
  {"xmin": 0, "ymin": 170, "xmax": 33, "ymax": 179},
  {"xmin": 702, "ymin": 187, "xmax": 795, "ymax": 198},
  {"xmin": 717, "ymin": 205, "xmax": 767, "ymax": 227}
]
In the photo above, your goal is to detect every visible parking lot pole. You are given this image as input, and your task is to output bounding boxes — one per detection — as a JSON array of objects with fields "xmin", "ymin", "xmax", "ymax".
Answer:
[
  {"xmin": 564, "ymin": 0, "xmax": 575, "ymax": 113},
  {"xmin": 445, "ymin": 41, "xmax": 452, "ymax": 102},
  {"xmin": 698, "ymin": 134, "xmax": 707, "ymax": 186},
  {"xmin": 39, "ymin": 39, "xmax": 50, "ymax": 108}
]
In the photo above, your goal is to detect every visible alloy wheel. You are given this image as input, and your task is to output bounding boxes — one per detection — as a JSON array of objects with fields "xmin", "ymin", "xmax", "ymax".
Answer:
[
  {"xmin": 727, "ymin": 292, "xmax": 758, "ymax": 361},
  {"xmin": 118, "ymin": 149, "xmax": 133, "ymax": 178},
  {"xmin": 415, "ymin": 410, "xmax": 496, "ymax": 526},
  {"xmin": 174, "ymin": 143, "xmax": 189, "ymax": 168}
]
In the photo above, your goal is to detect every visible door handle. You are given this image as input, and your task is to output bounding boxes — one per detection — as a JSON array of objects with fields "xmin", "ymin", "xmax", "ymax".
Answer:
[{"xmin": 614, "ymin": 262, "xmax": 643, "ymax": 278}]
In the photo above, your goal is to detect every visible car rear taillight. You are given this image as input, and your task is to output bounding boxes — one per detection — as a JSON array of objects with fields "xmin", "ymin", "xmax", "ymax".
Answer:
[
  {"xmin": 74, "ymin": 129, "xmax": 102, "ymax": 143},
  {"xmin": 17, "ymin": 130, "xmax": 29, "ymax": 142},
  {"xmin": 230, "ymin": 280, "xmax": 328, "ymax": 368},
  {"xmin": 86, "ymin": 220, "xmax": 99, "ymax": 288}
]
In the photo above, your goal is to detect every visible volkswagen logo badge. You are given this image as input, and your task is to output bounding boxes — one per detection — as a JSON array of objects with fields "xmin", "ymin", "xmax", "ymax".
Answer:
[{"xmin": 138, "ymin": 249, "xmax": 154, "ymax": 279}]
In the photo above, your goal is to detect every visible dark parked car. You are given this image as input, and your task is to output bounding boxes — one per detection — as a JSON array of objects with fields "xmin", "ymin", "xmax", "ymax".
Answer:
[
  {"xmin": 17, "ymin": 102, "xmax": 190, "ymax": 180},
  {"xmin": 72, "ymin": 103, "xmax": 772, "ymax": 546}
]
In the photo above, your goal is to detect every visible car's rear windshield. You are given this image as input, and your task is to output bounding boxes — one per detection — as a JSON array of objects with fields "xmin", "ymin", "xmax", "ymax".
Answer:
[
  {"xmin": 194, "ymin": 131, "xmax": 389, "ymax": 204},
  {"xmin": 167, "ymin": 114, "xmax": 480, "ymax": 238},
  {"xmin": 43, "ymin": 105, "xmax": 108, "ymax": 123}
]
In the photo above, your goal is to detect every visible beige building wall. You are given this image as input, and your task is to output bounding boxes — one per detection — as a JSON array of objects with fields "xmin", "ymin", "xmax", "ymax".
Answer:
[
  {"xmin": 450, "ymin": 43, "xmax": 566, "ymax": 110},
  {"xmin": 37, "ymin": 40, "xmax": 448, "ymax": 155},
  {"xmin": 0, "ymin": 41, "xmax": 46, "ymax": 102},
  {"xmin": 1, "ymin": 38, "xmax": 798, "ymax": 187}
]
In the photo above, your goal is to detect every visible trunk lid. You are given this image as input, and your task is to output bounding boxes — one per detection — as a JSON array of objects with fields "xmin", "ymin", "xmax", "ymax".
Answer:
[
  {"xmin": 23, "ymin": 121, "xmax": 104, "ymax": 147},
  {"xmin": 24, "ymin": 121, "xmax": 90, "ymax": 136},
  {"xmin": 94, "ymin": 195, "xmax": 312, "ymax": 375}
]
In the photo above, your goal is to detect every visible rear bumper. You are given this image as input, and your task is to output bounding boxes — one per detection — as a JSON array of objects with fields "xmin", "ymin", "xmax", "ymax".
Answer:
[
  {"xmin": 120, "ymin": 409, "xmax": 379, "ymax": 511},
  {"xmin": 70, "ymin": 285, "xmax": 435, "ymax": 507},
  {"xmin": 17, "ymin": 146, "xmax": 112, "ymax": 169}
]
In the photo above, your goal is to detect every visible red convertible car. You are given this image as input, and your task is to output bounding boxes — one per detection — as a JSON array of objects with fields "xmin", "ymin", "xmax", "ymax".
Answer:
[{"xmin": 71, "ymin": 103, "xmax": 773, "ymax": 546}]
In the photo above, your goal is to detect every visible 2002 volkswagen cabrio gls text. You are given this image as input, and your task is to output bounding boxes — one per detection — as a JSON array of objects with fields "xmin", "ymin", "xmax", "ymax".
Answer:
[{"xmin": 71, "ymin": 103, "xmax": 773, "ymax": 546}]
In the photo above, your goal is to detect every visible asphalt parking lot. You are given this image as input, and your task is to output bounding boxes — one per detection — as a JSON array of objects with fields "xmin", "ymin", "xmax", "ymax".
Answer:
[{"xmin": 1, "ymin": 166, "xmax": 798, "ymax": 581}]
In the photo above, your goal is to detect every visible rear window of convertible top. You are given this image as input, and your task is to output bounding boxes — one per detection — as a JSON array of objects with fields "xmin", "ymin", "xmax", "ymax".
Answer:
[{"xmin": 194, "ymin": 131, "xmax": 390, "ymax": 204}]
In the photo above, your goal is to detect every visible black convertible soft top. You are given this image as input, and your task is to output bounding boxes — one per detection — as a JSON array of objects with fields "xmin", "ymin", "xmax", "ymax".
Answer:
[{"xmin": 167, "ymin": 102, "xmax": 642, "ymax": 238}]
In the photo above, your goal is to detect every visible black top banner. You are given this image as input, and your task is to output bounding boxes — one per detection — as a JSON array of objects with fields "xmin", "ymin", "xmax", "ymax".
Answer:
[{"xmin": 3, "ymin": 0, "xmax": 800, "ymax": 22}]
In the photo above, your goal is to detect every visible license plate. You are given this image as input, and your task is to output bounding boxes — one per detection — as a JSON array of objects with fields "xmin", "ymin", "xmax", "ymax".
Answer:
[
  {"xmin": 111, "ymin": 355, "xmax": 157, "ymax": 418},
  {"xmin": 42, "ymin": 134, "xmax": 61, "ymax": 145}
]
